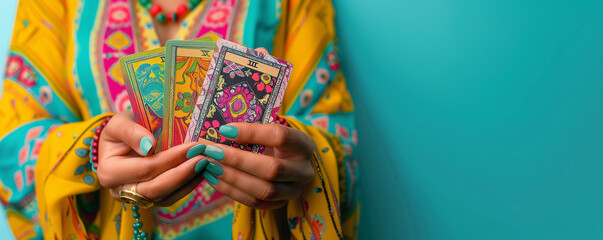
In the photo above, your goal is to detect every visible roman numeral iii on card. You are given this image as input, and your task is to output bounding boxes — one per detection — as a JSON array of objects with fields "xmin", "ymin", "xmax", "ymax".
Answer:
[{"xmin": 185, "ymin": 39, "xmax": 293, "ymax": 153}]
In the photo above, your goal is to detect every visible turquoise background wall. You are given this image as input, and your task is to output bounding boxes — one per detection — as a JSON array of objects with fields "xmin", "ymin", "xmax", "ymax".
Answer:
[
  {"xmin": 332, "ymin": 0, "xmax": 603, "ymax": 239},
  {"xmin": 1, "ymin": 1, "xmax": 603, "ymax": 239}
]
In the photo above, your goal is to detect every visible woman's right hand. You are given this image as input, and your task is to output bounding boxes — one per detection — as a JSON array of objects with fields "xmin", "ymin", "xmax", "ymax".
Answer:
[{"xmin": 97, "ymin": 110, "xmax": 208, "ymax": 207}]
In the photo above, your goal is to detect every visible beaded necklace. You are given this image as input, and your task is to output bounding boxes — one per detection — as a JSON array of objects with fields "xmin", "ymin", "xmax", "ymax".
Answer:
[{"xmin": 138, "ymin": 0, "xmax": 204, "ymax": 23}]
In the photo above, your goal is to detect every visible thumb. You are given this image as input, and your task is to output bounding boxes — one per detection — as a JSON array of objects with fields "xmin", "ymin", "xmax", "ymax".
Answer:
[{"xmin": 102, "ymin": 110, "xmax": 157, "ymax": 156}]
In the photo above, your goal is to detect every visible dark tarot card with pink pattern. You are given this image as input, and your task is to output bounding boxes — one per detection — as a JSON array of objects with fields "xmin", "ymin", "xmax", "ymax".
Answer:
[{"xmin": 185, "ymin": 39, "xmax": 293, "ymax": 153}]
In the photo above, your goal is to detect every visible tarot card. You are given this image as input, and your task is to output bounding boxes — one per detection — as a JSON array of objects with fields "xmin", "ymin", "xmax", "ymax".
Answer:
[
  {"xmin": 119, "ymin": 47, "xmax": 166, "ymax": 151},
  {"xmin": 185, "ymin": 39, "xmax": 293, "ymax": 153},
  {"xmin": 162, "ymin": 39, "xmax": 216, "ymax": 149}
]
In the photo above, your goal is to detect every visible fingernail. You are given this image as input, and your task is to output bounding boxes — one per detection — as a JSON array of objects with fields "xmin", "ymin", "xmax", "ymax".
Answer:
[
  {"xmin": 187, "ymin": 144, "xmax": 206, "ymax": 159},
  {"xmin": 203, "ymin": 171, "xmax": 219, "ymax": 185},
  {"xmin": 219, "ymin": 125, "xmax": 238, "ymax": 138},
  {"xmin": 206, "ymin": 162, "xmax": 224, "ymax": 176},
  {"xmin": 204, "ymin": 145, "xmax": 224, "ymax": 161},
  {"xmin": 195, "ymin": 159, "xmax": 209, "ymax": 173},
  {"xmin": 139, "ymin": 137, "xmax": 153, "ymax": 156}
]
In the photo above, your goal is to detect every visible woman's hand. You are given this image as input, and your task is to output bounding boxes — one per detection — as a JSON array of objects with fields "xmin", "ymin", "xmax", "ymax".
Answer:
[
  {"xmin": 196, "ymin": 123, "xmax": 315, "ymax": 209},
  {"xmin": 97, "ymin": 110, "xmax": 209, "ymax": 207}
]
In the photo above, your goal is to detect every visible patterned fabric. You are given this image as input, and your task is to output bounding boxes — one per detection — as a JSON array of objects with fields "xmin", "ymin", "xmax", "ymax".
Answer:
[{"xmin": 0, "ymin": 0, "xmax": 359, "ymax": 239}]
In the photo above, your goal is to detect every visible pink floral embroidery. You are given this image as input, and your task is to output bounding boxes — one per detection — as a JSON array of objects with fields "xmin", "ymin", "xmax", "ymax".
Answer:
[
  {"xmin": 39, "ymin": 86, "xmax": 52, "ymax": 104},
  {"xmin": 108, "ymin": 4, "xmax": 130, "ymax": 26},
  {"xmin": 205, "ymin": 6, "xmax": 231, "ymax": 28},
  {"xmin": 326, "ymin": 52, "xmax": 340, "ymax": 71},
  {"xmin": 5, "ymin": 56, "xmax": 23, "ymax": 77},
  {"xmin": 114, "ymin": 90, "xmax": 131, "ymax": 112},
  {"xmin": 13, "ymin": 171, "xmax": 23, "ymax": 191},
  {"xmin": 18, "ymin": 65, "xmax": 37, "ymax": 87}
]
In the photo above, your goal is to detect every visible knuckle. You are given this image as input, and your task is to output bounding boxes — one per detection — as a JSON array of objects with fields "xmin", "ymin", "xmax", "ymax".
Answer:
[
  {"xmin": 135, "ymin": 162, "xmax": 153, "ymax": 180},
  {"xmin": 120, "ymin": 124, "xmax": 136, "ymax": 140},
  {"xmin": 96, "ymin": 169, "xmax": 110, "ymax": 187},
  {"xmin": 143, "ymin": 183, "xmax": 162, "ymax": 202},
  {"xmin": 109, "ymin": 188, "xmax": 120, "ymax": 200},
  {"xmin": 272, "ymin": 124, "xmax": 289, "ymax": 146},
  {"xmin": 258, "ymin": 184, "xmax": 277, "ymax": 200},
  {"xmin": 228, "ymin": 150, "xmax": 242, "ymax": 169},
  {"xmin": 264, "ymin": 159, "xmax": 283, "ymax": 180},
  {"xmin": 243, "ymin": 198, "xmax": 261, "ymax": 209},
  {"xmin": 302, "ymin": 163, "xmax": 315, "ymax": 183}
]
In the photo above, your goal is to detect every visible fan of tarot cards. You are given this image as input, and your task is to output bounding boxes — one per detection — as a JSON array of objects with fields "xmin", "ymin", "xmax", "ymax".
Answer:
[{"xmin": 119, "ymin": 36, "xmax": 293, "ymax": 153}]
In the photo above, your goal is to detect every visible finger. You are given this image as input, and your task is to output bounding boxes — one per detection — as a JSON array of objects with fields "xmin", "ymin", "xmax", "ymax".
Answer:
[
  {"xmin": 156, "ymin": 172, "xmax": 206, "ymax": 207},
  {"xmin": 196, "ymin": 139, "xmax": 313, "ymax": 183},
  {"xmin": 255, "ymin": 47, "xmax": 269, "ymax": 54},
  {"xmin": 213, "ymin": 161, "xmax": 303, "ymax": 201},
  {"xmin": 98, "ymin": 142, "xmax": 205, "ymax": 188},
  {"xmin": 135, "ymin": 156, "xmax": 208, "ymax": 203},
  {"xmin": 101, "ymin": 110, "xmax": 156, "ymax": 156},
  {"xmin": 208, "ymin": 173, "xmax": 288, "ymax": 210},
  {"xmin": 217, "ymin": 123, "xmax": 314, "ymax": 154}
]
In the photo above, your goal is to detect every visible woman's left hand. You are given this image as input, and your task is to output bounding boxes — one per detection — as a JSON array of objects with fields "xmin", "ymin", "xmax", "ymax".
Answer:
[{"xmin": 196, "ymin": 123, "xmax": 315, "ymax": 209}]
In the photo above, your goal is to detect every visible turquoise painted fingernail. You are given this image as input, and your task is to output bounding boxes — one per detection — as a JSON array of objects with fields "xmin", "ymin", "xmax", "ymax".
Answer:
[
  {"xmin": 139, "ymin": 137, "xmax": 153, "ymax": 156},
  {"xmin": 219, "ymin": 125, "xmax": 238, "ymax": 138},
  {"xmin": 187, "ymin": 144, "xmax": 206, "ymax": 159},
  {"xmin": 195, "ymin": 159, "xmax": 209, "ymax": 173},
  {"xmin": 204, "ymin": 145, "xmax": 224, "ymax": 161},
  {"xmin": 203, "ymin": 171, "xmax": 219, "ymax": 185},
  {"xmin": 206, "ymin": 162, "xmax": 224, "ymax": 176}
]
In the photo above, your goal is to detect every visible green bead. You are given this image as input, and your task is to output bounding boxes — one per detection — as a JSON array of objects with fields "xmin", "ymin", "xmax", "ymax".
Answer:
[
  {"xmin": 133, "ymin": 222, "xmax": 142, "ymax": 229},
  {"xmin": 133, "ymin": 212, "xmax": 140, "ymax": 218},
  {"xmin": 190, "ymin": 0, "xmax": 202, "ymax": 5},
  {"xmin": 156, "ymin": 13, "xmax": 167, "ymax": 23},
  {"xmin": 133, "ymin": 229, "xmax": 139, "ymax": 235},
  {"xmin": 139, "ymin": 0, "xmax": 150, "ymax": 7},
  {"xmin": 140, "ymin": 232, "xmax": 148, "ymax": 238},
  {"xmin": 171, "ymin": 12, "xmax": 178, "ymax": 22},
  {"xmin": 131, "ymin": 205, "xmax": 139, "ymax": 212}
]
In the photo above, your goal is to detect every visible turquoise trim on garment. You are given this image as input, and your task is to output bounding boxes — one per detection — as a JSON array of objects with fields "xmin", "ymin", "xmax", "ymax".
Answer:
[
  {"xmin": 0, "ymin": 118, "xmax": 63, "ymax": 204},
  {"xmin": 6, "ymin": 52, "xmax": 80, "ymax": 122},
  {"xmin": 75, "ymin": 0, "xmax": 102, "ymax": 116},
  {"xmin": 242, "ymin": 0, "xmax": 280, "ymax": 51},
  {"xmin": 286, "ymin": 42, "xmax": 338, "ymax": 117},
  {"xmin": 160, "ymin": 213, "xmax": 233, "ymax": 240}
]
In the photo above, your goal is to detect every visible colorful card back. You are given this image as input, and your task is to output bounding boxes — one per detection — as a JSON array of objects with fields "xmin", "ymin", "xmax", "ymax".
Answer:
[
  {"xmin": 119, "ymin": 47, "xmax": 166, "ymax": 151},
  {"xmin": 185, "ymin": 39, "xmax": 293, "ymax": 153},
  {"xmin": 163, "ymin": 39, "xmax": 216, "ymax": 149}
]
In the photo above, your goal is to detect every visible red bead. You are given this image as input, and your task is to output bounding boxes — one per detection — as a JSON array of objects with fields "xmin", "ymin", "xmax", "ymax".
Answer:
[
  {"xmin": 92, "ymin": 149, "xmax": 98, "ymax": 155},
  {"xmin": 94, "ymin": 163, "xmax": 98, "ymax": 168},
  {"xmin": 101, "ymin": 121, "xmax": 107, "ymax": 127},
  {"xmin": 149, "ymin": 4, "xmax": 162, "ymax": 17},
  {"xmin": 95, "ymin": 128, "xmax": 101, "ymax": 134},
  {"xmin": 106, "ymin": 116, "xmax": 112, "ymax": 121},
  {"xmin": 92, "ymin": 156, "xmax": 98, "ymax": 162},
  {"xmin": 176, "ymin": 4, "xmax": 189, "ymax": 19},
  {"xmin": 92, "ymin": 142, "xmax": 98, "ymax": 148}
]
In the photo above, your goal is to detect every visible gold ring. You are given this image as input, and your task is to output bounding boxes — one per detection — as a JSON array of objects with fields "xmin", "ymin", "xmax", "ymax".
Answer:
[{"xmin": 119, "ymin": 183, "xmax": 154, "ymax": 208}]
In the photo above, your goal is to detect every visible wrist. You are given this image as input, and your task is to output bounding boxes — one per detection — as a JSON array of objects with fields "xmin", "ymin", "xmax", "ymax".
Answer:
[{"xmin": 89, "ymin": 115, "xmax": 113, "ymax": 172}]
